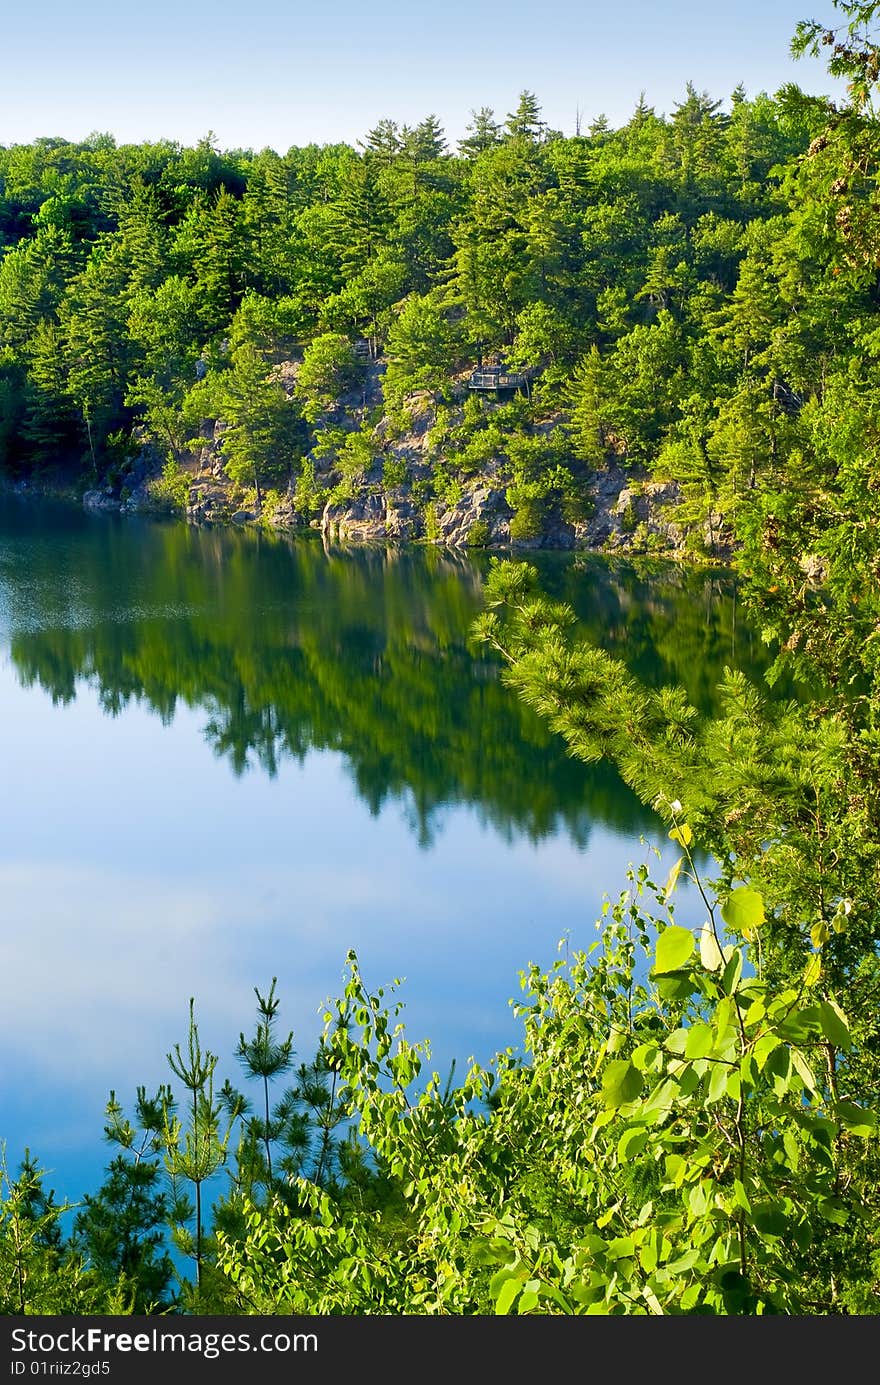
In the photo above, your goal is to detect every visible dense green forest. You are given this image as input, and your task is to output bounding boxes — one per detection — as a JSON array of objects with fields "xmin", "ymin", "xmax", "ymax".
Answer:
[
  {"xmin": 0, "ymin": 6, "xmax": 877, "ymax": 551},
  {"xmin": 3, "ymin": 0, "xmax": 880, "ymax": 1316}
]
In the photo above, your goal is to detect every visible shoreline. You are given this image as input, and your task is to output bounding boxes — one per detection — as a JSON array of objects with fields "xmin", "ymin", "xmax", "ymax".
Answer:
[{"xmin": 0, "ymin": 468, "xmax": 735, "ymax": 569}]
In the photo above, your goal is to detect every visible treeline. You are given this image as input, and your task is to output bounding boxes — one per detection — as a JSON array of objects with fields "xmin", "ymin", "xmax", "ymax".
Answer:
[{"xmin": 1, "ymin": 73, "xmax": 877, "ymax": 544}]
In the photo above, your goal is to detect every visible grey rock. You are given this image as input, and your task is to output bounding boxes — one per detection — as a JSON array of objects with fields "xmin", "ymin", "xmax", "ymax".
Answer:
[{"xmin": 82, "ymin": 489, "xmax": 120, "ymax": 511}]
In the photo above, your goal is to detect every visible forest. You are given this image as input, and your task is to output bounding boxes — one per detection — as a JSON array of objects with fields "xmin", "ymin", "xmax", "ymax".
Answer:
[
  {"xmin": 2, "ymin": 0, "xmax": 880, "ymax": 1316},
  {"xmin": 0, "ymin": 16, "xmax": 876, "ymax": 551}
]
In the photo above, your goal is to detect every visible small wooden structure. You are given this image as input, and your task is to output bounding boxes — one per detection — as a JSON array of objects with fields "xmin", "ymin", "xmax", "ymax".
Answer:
[{"xmin": 468, "ymin": 365, "xmax": 532, "ymax": 392}]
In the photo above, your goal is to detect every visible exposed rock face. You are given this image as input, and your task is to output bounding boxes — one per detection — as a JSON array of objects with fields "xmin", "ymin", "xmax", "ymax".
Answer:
[
  {"xmin": 385, "ymin": 496, "xmax": 422, "ymax": 541},
  {"xmin": 574, "ymin": 468, "xmax": 693, "ymax": 554},
  {"xmin": 320, "ymin": 490, "xmax": 431, "ymax": 543},
  {"xmin": 68, "ymin": 362, "xmax": 728, "ymax": 560},
  {"xmin": 322, "ymin": 492, "xmax": 387, "ymax": 542},
  {"xmin": 186, "ymin": 479, "xmax": 233, "ymax": 525},
  {"xmin": 432, "ymin": 486, "xmax": 512, "ymax": 548},
  {"xmin": 82, "ymin": 489, "xmax": 121, "ymax": 511}
]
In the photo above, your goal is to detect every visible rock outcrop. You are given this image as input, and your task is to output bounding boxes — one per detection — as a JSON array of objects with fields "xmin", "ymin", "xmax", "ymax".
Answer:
[{"xmin": 67, "ymin": 359, "xmax": 733, "ymax": 561}]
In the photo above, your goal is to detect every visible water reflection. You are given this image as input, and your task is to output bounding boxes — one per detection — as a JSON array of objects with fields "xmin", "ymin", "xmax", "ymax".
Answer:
[
  {"xmin": 2, "ymin": 498, "xmax": 764, "ymax": 849},
  {"xmin": 0, "ymin": 494, "xmax": 769, "ymax": 1202}
]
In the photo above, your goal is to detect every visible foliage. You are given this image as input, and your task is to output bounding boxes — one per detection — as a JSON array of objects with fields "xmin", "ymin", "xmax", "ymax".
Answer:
[
  {"xmin": 0, "ymin": 61, "xmax": 848, "ymax": 533},
  {"xmin": 148, "ymin": 457, "xmax": 191, "ymax": 512}
]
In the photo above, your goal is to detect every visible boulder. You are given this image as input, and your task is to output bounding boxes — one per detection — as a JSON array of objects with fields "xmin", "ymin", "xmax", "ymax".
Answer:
[
  {"xmin": 82, "ymin": 489, "xmax": 120, "ymax": 511},
  {"xmin": 432, "ymin": 486, "xmax": 512, "ymax": 548}
]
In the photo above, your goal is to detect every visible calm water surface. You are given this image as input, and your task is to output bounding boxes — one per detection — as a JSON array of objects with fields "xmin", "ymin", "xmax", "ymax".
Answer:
[{"xmin": 0, "ymin": 494, "xmax": 766, "ymax": 1204}]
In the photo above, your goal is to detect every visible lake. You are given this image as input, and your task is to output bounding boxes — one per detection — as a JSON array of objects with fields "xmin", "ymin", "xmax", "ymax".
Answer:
[{"xmin": 0, "ymin": 493, "xmax": 767, "ymax": 1207}]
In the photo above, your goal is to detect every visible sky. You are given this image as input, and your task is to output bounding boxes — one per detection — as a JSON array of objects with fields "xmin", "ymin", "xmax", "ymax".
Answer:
[{"xmin": 0, "ymin": 0, "xmax": 847, "ymax": 152}]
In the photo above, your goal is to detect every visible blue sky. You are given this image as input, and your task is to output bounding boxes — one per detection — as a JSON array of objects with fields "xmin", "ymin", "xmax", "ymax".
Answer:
[{"xmin": 1, "ymin": 0, "xmax": 845, "ymax": 151}]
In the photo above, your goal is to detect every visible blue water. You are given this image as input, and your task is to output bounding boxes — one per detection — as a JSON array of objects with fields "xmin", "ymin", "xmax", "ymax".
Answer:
[{"xmin": 0, "ymin": 494, "xmax": 763, "ymax": 1212}]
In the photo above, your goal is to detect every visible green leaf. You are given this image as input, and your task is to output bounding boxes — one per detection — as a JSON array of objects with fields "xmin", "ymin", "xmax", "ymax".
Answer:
[
  {"xmin": 519, "ymin": 1283, "xmax": 540, "ymax": 1313},
  {"xmin": 669, "ymin": 823, "xmax": 693, "ymax": 848},
  {"xmin": 790, "ymin": 1048, "xmax": 817, "ymax": 1093},
  {"xmin": 663, "ymin": 855, "xmax": 684, "ymax": 901},
  {"xmin": 708, "ymin": 1062, "xmax": 729, "ymax": 1103},
  {"xmin": 631, "ymin": 1043, "xmax": 660, "ymax": 1072},
  {"xmin": 640, "ymin": 1078, "xmax": 678, "ymax": 1122},
  {"xmin": 494, "ymin": 1277, "xmax": 521, "ymax": 1315},
  {"xmin": 753, "ymin": 1032, "xmax": 781, "ymax": 1069},
  {"xmin": 721, "ymin": 887, "xmax": 765, "ymax": 938},
  {"xmin": 782, "ymin": 1130, "xmax": 801, "ymax": 1171},
  {"xmin": 678, "ymin": 1063, "xmax": 703, "ymax": 1096},
  {"xmin": 818, "ymin": 1000, "xmax": 851, "ymax": 1051},
  {"xmin": 766, "ymin": 1045, "xmax": 793, "ymax": 1095},
  {"xmin": 617, "ymin": 1127, "xmax": 649, "ymax": 1162},
  {"xmin": 685, "ymin": 1024, "xmax": 714, "ymax": 1060},
  {"xmin": 835, "ymin": 1101, "xmax": 876, "ymax": 1136},
  {"xmin": 818, "ymin": 1198, "xmax": 849, "ymax": 1227},
  {"xmin": 601, "ymin": 1060, "xmax": 644, "ymax": 1108},
  {"xmin": 751, "ymin": 1202, "xmax": 788, "ymax": 1237},
  {"xmin": 654, "ymin": 925, "xmax": 695, "ymax": 974},
  {"xmin": 656, "ymin": 972, "xmax": 699, "ymax": 1001},
  {"xmin": 810, "ymin": 919, "xmax": 830, "ymax": 949},
  {"xmin": 721, "ymin": 948, "xmax": 743, "ymax": 995}
]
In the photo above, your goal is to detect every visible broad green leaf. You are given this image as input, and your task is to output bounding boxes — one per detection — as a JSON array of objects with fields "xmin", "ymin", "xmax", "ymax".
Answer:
[
  {"xmin": 835, "ymin": 1101, "xmax": 876, "ymax": 1136},
  {"xmin": 699, "ymin": 922, "xmax": 724, "ymax": 971},
  {"xmin": 665, "ymin": 1153, "xmax": 686, "ymax": 1185},
  {"xmin": 751, "ymin": 1202, "xmax": 788, "ymax": 1237},
  {"xmin": 617, "ymin": 1127, "xmax": 649, "ymax": 1162},
  {"xmin": 744, "ymin": 996, "xmax": 767, "ymax": 1025},
  {"xmin": 668, "ymin": 823, "xmax": 693, "ymax": 848},
  {"xmin": 803, "ymin": 953, "xmax": 822, "ymax": 987},
  {"xmin": 679, "ymin": 1063, "xmax": 704, "ymax": 1096},
  {"xmin": 832, "ymin": 898, "xmax": 852, "ymax": 934},
  {"xmin": 753, "ymin": 1033, "xmax": 781, "ymax": 1069},
  {"xmin": 782, "ymin": 1130, "xmax": 801, "ymax": 1171},
  {"xmin": 685, "ymin": 1024, "xmax": 713, "ymax": 1060},
  {"xmin": 518, "ymin": 1283, "xmax": 540, "ymax": 1313},
  {"xmin": 732, "ymin": 1180, "xmax": 751, "ymax": 1213},
  {"xmin": 601, "ymin": 1059, "xmax": 644, "ymax": 1108},
  {"xmin": 656, "ymin": 972, "xmax": 699, "ymax": 1001},
  {"xmin": 766, "ymin": 1045, "xmax": 793, "ymax": 1096},
  {"xmin": 721, "ymin": 948, "xmax": 743, "ymax": 995},
  {"xmin": 631, "ymin": 1043, "xmax": 660, "ymax": 1072},
  {"xmin": 665, "ymin": 1247, "xmax": 701, "ymax": 1275},
  {"xmin": 607, "ymin": 1236, "xmax": 635, "ymax": 1260},
  {"xmin": 640, "ymin": 1078, "xmax": 678, "ymax": 1122},
  {"xmin": 818, "ymin": 999, "xmax": 851, "ymax": 1051},
  {"xmin": 790, "ymin": 1048, "xmax": 817, "ymax": 1093},
  {"xmin": 721, "ymin": 887, "xmax": 765, "ymax": 938},
  {"xmin": 776, "ymin": 1006, "xmax": 822, "ymax": 1042},
  {"xmin": 688, "ymin": 1182, "xmax": 709, "ymax": 1216},
  {"xmin": 818, "ymin": 1198, "xmax": 849, "ymax": 1226},
  {"xmin": 654, "ymin": 925, "xmax": 695, "ymax": 973},
  {"xmin": 665, "ymin": 1027, "xmax": 689, "ymax": 1055},
  {"xmin": 663, "ymin": 855, "xmax": 684, "ymax": 901},
  {"xmin": 494, "ymin": 1277, "xmax": 521, "ymax": 1315},
  {"xmin": 708, "ymin": 1062, "xmax": 729, "ymax": 1103},
  {"xmin": 810, "ymin": 919, "xmax": 830, "ymax": 949}
]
